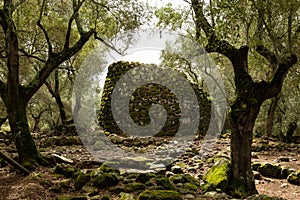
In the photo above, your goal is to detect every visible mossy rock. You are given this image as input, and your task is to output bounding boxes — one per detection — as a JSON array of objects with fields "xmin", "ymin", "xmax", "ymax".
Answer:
[
  {"xmin": 200, "ymin": 183, "xmax": 216, "ymax": 193},
  {"xmin": 155, "ymin": 177, "xmax": 176, "ymax": 190},
  {"xmin": 53, "ymin": 164, "xmax": 79, "ymax": 178},
  {"xmin": 279, "ymin": 166, "xmax": 293, "ymax": 179},
  {"xmin": 251, "ymin": 163, "xmax": 261, "ymax": 171},
  {"xmin": 257, "ymin": 163, "xmax": 282, "ymax": 178},
  {"xmin": 287, "ymin": 172, "xmax": 300, "ymax": 185},
  {"xmin": 74, "ymin": 173, "xmax": 91, "ymax": 190},
  {"xmin": 90, "ymin": 164, "xmax": 120, "ymax": 177},
  {"xmin": 203, "ymin": 159, "xmax": 230, "ymax": 192},
  {"xmin": 101, "ymin": 195, "xmax": 111, "ymax": 200},
  {"xmin": 92, "ymin": 173, "xmax": 119, "ymax": 188},
  {"xmin": 98, "ymin": 61, "xmax": 211, "ymax": 137},
  {"xmin": 138, "ymin": 190, "xmax": 182, "ymax": 200},
  {"xmin": 135, "ymin": 173, "xmax": 156, "ymax": 183},
  {"xmin": 99, "ymin": 163, "xmax": 120, "ymax": 174},
  {"xmin": 57, "ymin": 195, "xmax": 88, "ymax": 200},
  {"xmin": 183, "ymin": 182, "xmax": 198, "ymax": 191},
  {"xmin": 120, "ymin": 192, "xmax": 137, "ymax": 200},
  {"xmin": 118, "ymin": 182, "xmax": 146, "ymax": 193}
]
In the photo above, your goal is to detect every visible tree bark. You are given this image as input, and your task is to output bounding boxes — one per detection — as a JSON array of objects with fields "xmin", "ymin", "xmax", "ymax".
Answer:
[
  {"xmin": 229, "ymin": 99, "xmax": 261, "ymax": 196},
  {"xmin": 7, "ymin": 91, "xmax": 43, "ymax": 168}
]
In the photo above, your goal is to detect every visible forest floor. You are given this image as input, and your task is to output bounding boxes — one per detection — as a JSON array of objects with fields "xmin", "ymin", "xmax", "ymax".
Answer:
[{"xmin": 0, "ymin": 127, "xmax": 299, "ymax": 200}]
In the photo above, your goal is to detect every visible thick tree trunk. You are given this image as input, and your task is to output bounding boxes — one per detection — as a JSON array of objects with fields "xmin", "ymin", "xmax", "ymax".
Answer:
[
  {"xmin": 266, "ymin": 95, "xmax": 280, "ymax": 137},
  {"xmin": 229, "ymin": 103, "xmax": 260, "ymax": 197},
  {"xmin": 7, "ymin": 96, "xmax": 41, "ymax": 168}
]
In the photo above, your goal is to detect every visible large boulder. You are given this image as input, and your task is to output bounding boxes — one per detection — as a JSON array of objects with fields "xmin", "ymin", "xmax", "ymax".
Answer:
[
  {"xmin": 98, "ymin": 61, "xmax": 210, "ymax": 137},
  {"xmin": 203, "ymin": 159, "xmax": 231, "ymax": 192},
  {"xmin": 257, "ymin": 163, "xmax": 282, "ymax": 178},
  {"xmin": 92, "ymin": 173, "xmax": 119, "ymax": 188},
  {"xmin": 287, "ymin": 171, "xmax": 300, "ymax": 185}
]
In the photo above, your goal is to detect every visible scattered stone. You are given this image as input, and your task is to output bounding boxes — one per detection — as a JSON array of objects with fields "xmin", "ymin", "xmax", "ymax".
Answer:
[
  {"xmin": 184, "ymin": 194, "xmax": 195, "ymax": 199},
  {"xmin": 252, "ymin": 152, "xmax": 259, "ymax": 159},
  {"xmin": 280, "ymin": 166, "xmax": 293, "ymax": 179},
  {"xmin": 74, "ymin": 173, "xmax": 91, "ymax": 190},
  {"xmin": 92, "ymin": 173, "xmax": 119, "ymax": 188},
  {"xmin": 122, "ymin": 182, "xmax": 146, "ymax": 193},
  {"xmin": 135, "ymin": 173, "xmax": 156, "ymax": 183},
  {"xmin": 53, "ymin": 164, "xmax": 79, "ymax": 178},
  {"xmin": 57, "ymin": 195, "xmax": 88, "ymax": 200},
  {"xmin": 171, "ymin": 165, "xmax": 184, "ymax": 174},
  {"xmin": 52, "ymin": 154, "xmax": 73, "ymax": 164},
  {"xmin": 120, "ymin": 192, "xmax": 136, "ymax": 200},
  {"xmin": 253, "ymin": 171, "xmax": 263, "ymax": 180},
  {"xmin": 257, "ymin": 163, "xmax": 282, "ymax": 178},
  {"xmin": 204, "ymin": 191, "xmax": 230, "ymax": 199},
  {"xmin": 100, "ymin": 195, "xmax": 111, "ymax": 200},
  {"xmin": 252, "ymin": 163, "xmax": 261, "ymax": 171},
  {"xmin": 287, "ymin": 171, "xmax": 300, "ymax": 185},
  {"xmin": 138, "ymin": 190, "xmax": 182, "ymax": 200},
  {"xmin": 155, "ymin": 177, "xmax": 176, "ymax": 190},
  {"xmin": 277, "ymin": 157, "xmax": 289, "ymax": 162},
  {"xmin": 280, "ymin": 183, "xmax": 288, "ymax": 188}
]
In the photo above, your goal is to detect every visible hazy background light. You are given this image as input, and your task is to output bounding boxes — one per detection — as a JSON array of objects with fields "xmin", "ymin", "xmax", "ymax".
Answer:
[{"xmin": 121, "ymin": 48, "xmax": 162, "ymax": 65}]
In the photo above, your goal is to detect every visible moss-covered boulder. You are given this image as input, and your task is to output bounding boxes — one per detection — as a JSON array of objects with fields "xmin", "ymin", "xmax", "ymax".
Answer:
[
  {"xmin": 135, "ymin": 173, "xmax": 156, "ymax": 183},
  {"xmin": 120, "ymin": 192, "xmax": 136, "ymax": 200},
  {"xmin": 74, "ymin": 173, "xmax": 91, "ymax": 190},
  {"xmin": 257, "ymin": 163, "xmax": 282, "ymax": 178},
  {"xmin": 279, "ymin": 166, "xmax": 293, "ymax": 179},
  {"xmin": 138, "ymin": 190, "xmax": 182, "ymax": 200},
  {"xmin": 287, "ymin": 171, "xmax": 300, "ymax": 185},
  {"xmin": 115, "ymin": 182, "xmax": 147, "ymax": 193},
  {"xmin": 57, "ymin": 195, "xmax": 88, "ymax": 200},
  {"xmin": 203, "ymin": 159, "xmax": 231, "ymax": 192},
  {"xmin": 155, "ymin": 177, "xmax": 176, "ymax": 190},
  {"xmin": 53, "ymin": 164, "xmax": 79, "ymax": 178},
  {"xmin": 98, "ymin": 61, "xmax": 210, "ymax": 137},
  {"xmin": 92, "ymin": 173, "xmax": 119, "ymax": 188}
]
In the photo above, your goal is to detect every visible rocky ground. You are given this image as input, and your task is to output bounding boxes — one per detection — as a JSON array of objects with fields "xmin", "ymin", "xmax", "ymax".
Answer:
[{"xmin": 0, "ymin": 126, "xmax": 299, "ymax": 200}]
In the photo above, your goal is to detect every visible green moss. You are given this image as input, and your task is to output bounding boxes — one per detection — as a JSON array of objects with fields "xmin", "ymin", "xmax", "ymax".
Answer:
[
  {"xmin": 123, "ymin": 182, "xmax": 146, "ymax": 192},
  {"xmin": 155, "ymin": 177, "xmax": 176, "ymax": 190},
  {"xmin": 287, "ymin": 172, "xmax": 300, "ymax": 185},
  {"xmin": 74, "ymin": 173, "xmax": 91, "ymax": 190},
  {"xmin": 53, "ymin": 164, "xmax": 78, "ymax": 178},
  {"xmin": 138, "ymin": 190, "xmax": 182, "ymax": 200},
  {"xmin": 257, "ymin": 163, "xmax": 282, "ymax": 178},
  {"xmin": 92, "ymin": 173, "xmax": 119, "ymax": 188},
  {"xmin": 183, "ymin": 182, "xmax": 198, "ymax": 191},
  {"xmin": 203, "ymin": 159, "xmax": 230, "ymax": 192}
]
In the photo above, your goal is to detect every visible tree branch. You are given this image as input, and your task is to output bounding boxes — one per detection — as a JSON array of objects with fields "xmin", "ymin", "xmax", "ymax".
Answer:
[
  {"xmin": 25, "ymin": 30, "xmax": 94, "ymax": 101},
  {"xmin": 0, "ymin": 9, "xmax": 8, "ymax": 32},
  {"xmin": 37, "ymin": 0, "xmax": 52, "ymax": 55},
  {"xmin": 191, "ymin": 0, "xmax": 252, "ymax": 92},
  {"xmin": 64, "ymin": 0, "xmax": 85, "ymax": 50},
  {"xmin": 19, "ymin": 48, "xmax": 46, "ymax": 63},
  {"xmin": 94, "ymin": 33, "xmax": 123, "ymax": 55},
  {"xmin": 191, "ymin": 0, "xmax": 215, "ymax": 39},
  {"xmin": 263, "ymin": 54, "xmax": 298, "ymax": 100},
  {"xmin": 256, "ymin": 45, "xmax": 278, "ymax": 66}
]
